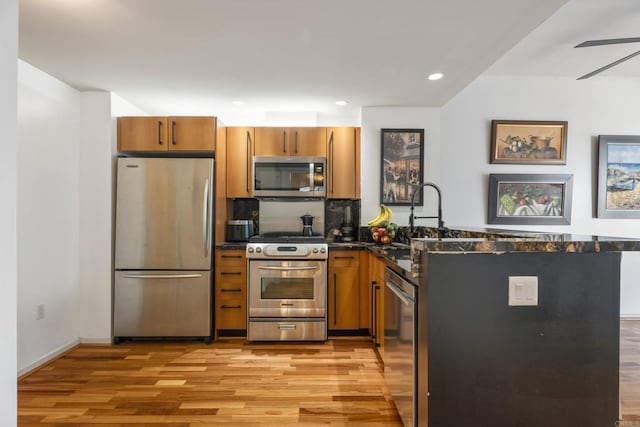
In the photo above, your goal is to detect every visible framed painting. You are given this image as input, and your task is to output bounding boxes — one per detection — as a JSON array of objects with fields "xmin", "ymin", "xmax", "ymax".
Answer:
[
  {"xmin": 380, "ymin": 128, "xmax": 424, "ymax": 206},
  {"xmin": 488, "ymin": 174, "xmax": 573, "ymax": 225},
  {"xmin": 597, "ymin": 135, "xmax": 640, "ymax": 218},
  {"xmin": 490, "ymin": 120, "xmax": 568, "ymax": 164}
]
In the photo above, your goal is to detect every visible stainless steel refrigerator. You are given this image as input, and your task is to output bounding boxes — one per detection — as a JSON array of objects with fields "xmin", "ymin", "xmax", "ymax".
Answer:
[{"xmin": 113, "ymin": 157, "xmax": 214, "ymax": 342}]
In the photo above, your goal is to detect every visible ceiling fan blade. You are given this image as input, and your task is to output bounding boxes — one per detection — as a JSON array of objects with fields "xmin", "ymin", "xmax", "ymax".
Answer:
[
  {"xmin": 577, "ymin": 49, "xmax": 640, "ymax": 80},
  {"xmin": 575, "ymin": 37, "xmax": 640, "ymax": 48}
]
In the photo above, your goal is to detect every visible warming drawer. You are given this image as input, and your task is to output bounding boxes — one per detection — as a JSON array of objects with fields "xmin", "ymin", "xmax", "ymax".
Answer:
[{"xmin": 248, "ymin": 318, "xmax": 327, "ymax": 341}]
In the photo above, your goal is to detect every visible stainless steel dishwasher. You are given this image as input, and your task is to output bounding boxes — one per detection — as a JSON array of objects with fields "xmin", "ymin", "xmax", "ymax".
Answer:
[{"xmin": 384, "ymin": 266, "xmax": 422, "ymax": 427}]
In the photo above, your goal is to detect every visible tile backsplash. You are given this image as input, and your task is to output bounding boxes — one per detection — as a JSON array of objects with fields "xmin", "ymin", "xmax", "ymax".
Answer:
[
  {"xmin": 326, "ymin": 199, "xmax": 360, "ymax": 242},
  {"xmin": 232, "ymin": 198, "xmax": 259, "ymax": 234},
  {"xmin": 259, "ymin": 199, "xmax": 325, "ymax": 236},
  {"xmin": 231, "ymin": 198, "xmax": 361, "ymax": 241}
]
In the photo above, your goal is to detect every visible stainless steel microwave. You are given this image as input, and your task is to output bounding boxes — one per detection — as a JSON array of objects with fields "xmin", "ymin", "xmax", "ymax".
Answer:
[{"xmin": 253, "ymin": 156, "xmax": 326, "ymax": 198}]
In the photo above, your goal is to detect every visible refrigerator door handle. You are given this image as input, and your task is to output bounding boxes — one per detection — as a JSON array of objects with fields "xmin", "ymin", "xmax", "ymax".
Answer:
[
  {"xmin": 121, "ymin": 273, "xmax": 203, "ymax": 279},
  {"xmin": 203, "ymin": 178, "xmax": 210, "ymax": 257}
]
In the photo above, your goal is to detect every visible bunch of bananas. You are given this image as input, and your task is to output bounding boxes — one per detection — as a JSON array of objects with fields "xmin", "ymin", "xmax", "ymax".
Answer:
[
  {"xmin": 368, "ymin": 204, "xmax": 397, "ymax": 244},
  {"xmin": 367, "ymin": 204, "xmax": 393, "ymax": 227}
]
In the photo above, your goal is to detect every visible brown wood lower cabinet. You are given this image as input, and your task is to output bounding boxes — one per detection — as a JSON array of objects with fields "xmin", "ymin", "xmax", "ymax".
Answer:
[
  {"xmin": 369, "ymin": 253, "xmax": 386, "ymax": 355},
  {"xmin": 215, "ymin": 250, "xmax": 247, "ymax": 338},
  {"xmin": 328, "ymin": 251, "xmax": 360, "ymax": 331}
]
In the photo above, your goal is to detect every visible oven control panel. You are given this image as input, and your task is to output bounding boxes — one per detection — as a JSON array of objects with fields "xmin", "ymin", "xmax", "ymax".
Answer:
[{"xmin": 246, "ymin": 243, "xmax": 328, "ymax": 259}]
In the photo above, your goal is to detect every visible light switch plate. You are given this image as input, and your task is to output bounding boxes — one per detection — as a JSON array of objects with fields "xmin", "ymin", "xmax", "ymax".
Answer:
[{"xmin": 508, "ymin": 276, "xmax": 538, "ymax": 306}]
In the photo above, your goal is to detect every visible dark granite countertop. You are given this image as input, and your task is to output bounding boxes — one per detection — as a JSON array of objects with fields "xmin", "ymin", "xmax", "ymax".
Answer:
[
  {"xmin": 216, "ymin": 242, "xmax": 248, "ymax": 250},
  {"xmin": 327, "ymin": 242, "xmax": 365, "ymax": 250},
  {"xmin": 410, "ymin": 226, "xmax": 640, "ymax": 253},
  {"xmin": 215, "ymin": 226, "xmax": 640, "ymax": 286}
]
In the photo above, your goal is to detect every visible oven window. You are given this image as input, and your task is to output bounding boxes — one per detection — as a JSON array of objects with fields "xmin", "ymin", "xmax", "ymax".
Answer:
[{"xmin": 261, "ymin": 277, "xmax": 314, "ymax": 299}]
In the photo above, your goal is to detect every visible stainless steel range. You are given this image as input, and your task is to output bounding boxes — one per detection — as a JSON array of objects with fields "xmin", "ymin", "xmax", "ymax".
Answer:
[{"xmin": 246, "ymin": 234, "xmax": 328, "ymax": 341}]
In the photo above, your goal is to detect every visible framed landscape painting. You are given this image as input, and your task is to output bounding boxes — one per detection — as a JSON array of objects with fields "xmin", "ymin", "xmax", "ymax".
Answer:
[
  {"xmin": 597, "ymin": 135, "xmax": 640, "ymax": 218},
  {"xmin": 490, "ymin": 120, "xmax": 568, "ymax": 164},
  {"xmin": 488, "ymin": 174, "xmax": 573, "ymax": 225},
  {"xmin": 380, "ymin": 128, "xmax": 424, "ymax": 206}
]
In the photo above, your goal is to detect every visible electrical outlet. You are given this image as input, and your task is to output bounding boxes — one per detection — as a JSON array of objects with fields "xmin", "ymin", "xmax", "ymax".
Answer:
[
  {"xmin": 508, "ymin": 276, "xmax": 538, "ymax": 306},
  {"xmin": 36, "ymin": 304, "xmax": 45, "ymax": 320}
]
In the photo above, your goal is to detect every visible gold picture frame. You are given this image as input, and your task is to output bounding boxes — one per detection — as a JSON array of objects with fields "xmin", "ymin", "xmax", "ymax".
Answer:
[{"xmin": 490, "ymin": 120, "xmax": 567, "ymax": 165}]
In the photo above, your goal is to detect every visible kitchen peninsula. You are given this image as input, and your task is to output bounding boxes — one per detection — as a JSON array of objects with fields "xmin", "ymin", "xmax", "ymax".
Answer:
[
  {"xmin": 401, "ymin": 227, "xmax": 634, "ymax": 427},
  {"xmin": 215, "ymin": 225, "xmax": 633, "ymax": 426}
]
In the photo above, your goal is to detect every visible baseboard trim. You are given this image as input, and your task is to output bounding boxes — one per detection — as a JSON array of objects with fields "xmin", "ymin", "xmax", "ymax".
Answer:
[
  {"xmin": 79, "ymin": 337, "xmax": 112, "ymax": 344},
  {"xmin": 621, "ymin": 315, "xmax": 640, "ymax": 320},
  {"xmin": 18, "ymin": 338, "xmax": 80, "ymax": 379}
]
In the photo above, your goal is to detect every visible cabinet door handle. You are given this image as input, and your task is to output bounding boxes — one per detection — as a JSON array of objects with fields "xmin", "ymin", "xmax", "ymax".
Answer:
[
  {"xmin": 334, "ymin": 256, "xmax": 355, "ymax": 260},
  {"xmin": 221, "ymin": 288, "xmax": 242, "ymax": 292},
  {"xmin": 372, "ymin": 281, "xmax": 379, "ymax": 344},
  {"xmin": 220, "ymin": 305, "xmax": 241, "ymax": 309},
  {"xmin": 333, "ymin": 272, "xmax": 337, "ymax": 325},
  {"xmin": 295, "ymin": 130, "xmax": 299, "ymax": 154},
  {"xmin": 329, "ymin": 130, "xmax": 335, "ymax": 194},
  {"xmin": 158, "ymin": 120, "xmax": 163, "ymax": 145},
  {"xmin": 220, "ymin": 272, "xmax": 242, "ymax": 276},
  {"xmin": 282, "ymin": 130, "xmax": 287, "ymax": 153},
  {"xmin": 246, "ymin": 130, "xmax": 251, "ymax": 193},
  {"xmin": 171, "ymin": 120, "xmax": 177, "ymax": 145},
  {"xmin": 221, "ymin": 255, "xmax": 242, "ymax": 259}
]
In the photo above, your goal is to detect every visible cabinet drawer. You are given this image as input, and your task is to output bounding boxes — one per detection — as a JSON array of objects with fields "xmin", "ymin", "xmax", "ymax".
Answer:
[
  {"xmin": 216, "ymin": 250, "xmax": 246, "ymax": 267},
  {"xmin": 216, "ymin": 283, "xmax": 246, "ymax": 296},
  {"xmin": 330, "ymin": 251, "xmax": 360, "ymax": 267},
  {"xmin": 216, "ymin": 295, "xmax": 246, "ymax": 330},
  {"xmin": 216, "ymin": 269, "xmax": 246, "ymax": 284}
]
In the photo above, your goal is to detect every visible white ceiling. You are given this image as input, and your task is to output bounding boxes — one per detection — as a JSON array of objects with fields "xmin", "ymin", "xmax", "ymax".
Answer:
[
  {"xmin": 488, "ymin": 0, "xmax": 640, "ymax": 79},
  {"xmin": 17, "ymin": 0, "xmax": 639, "ymax": 122}
]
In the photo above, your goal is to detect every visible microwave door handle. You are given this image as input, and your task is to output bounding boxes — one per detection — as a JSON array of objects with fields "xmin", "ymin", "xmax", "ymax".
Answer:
[
  {"xmin": 309, "ymin": 162, "xmax": 314, "ymax": 193},
  {"xmin": 258, "ymin": 266, "xmax": 318, "ymax": 271}
]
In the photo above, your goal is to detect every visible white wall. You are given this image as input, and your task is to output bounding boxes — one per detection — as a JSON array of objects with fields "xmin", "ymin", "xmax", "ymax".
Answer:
[
  {"xmin": 441, "ymin": 74, "xmax": 640, "ymax": 316},
  {"xmin": 17, "ymin": 61, "xmax": 81, "ymax": 373},
  {"xmin": 78, "ymin": 92, "xmax": 113, "ymax": 342},
  {"xmin": 0, "ymin": 0, "xmax": 18, "ymax": 423},
  {"xmin": 360, "ymin": 107, "xmax": 441, "ymax": 227},
  {"xmin": 75, "ymin": 92, "xmax": 150, "ymax": 342}
]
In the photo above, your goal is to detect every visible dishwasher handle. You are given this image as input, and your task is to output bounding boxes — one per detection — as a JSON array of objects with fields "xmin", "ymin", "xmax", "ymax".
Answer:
[
  {"xmin": 385, "ymin": 267, "xmax": 416, "ymax": 303},
  {"xmin": 385, "ymin": 280, "xmax": 414, "ymax": 305}
]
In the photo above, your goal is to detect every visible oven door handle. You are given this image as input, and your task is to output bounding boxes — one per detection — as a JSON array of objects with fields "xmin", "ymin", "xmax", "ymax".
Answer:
[{"xmin": 258, "ymin": 266, "xmax": 318, "ymax": 271}]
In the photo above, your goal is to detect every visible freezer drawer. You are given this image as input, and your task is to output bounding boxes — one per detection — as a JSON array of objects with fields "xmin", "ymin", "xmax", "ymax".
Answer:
[{"xmin": 114, "ymin": 270, "xmax": 211, "ymax": 338}]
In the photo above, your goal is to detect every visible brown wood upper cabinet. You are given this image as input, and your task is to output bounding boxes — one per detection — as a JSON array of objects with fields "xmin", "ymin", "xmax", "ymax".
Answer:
[
  {"xmin": 327, "ymin": 127, "xmax": 361, "ymax": 199},
  {"xmin": 117, "ymin": 116, "xmax": 216, "ymax": 152},
  {"xmin": 254, "ymin": 127, "xmax": 326, "ymax": 157},
  {"xmin": 226, "ymin": 127, "xmax": 254, "ymax": 198}
]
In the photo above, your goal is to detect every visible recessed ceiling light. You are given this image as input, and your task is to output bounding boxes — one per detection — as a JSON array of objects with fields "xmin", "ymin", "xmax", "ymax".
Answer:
[
  {"xmin": 336, "ymin": 100, "xmax": 348, "ymax": 106},
  {"xmin": 428, "ymin": 73, "xmax": 443, "ymax": 81},
  {"xmin": 232, "ymin": 100, "xmax": 244, "ymax": 105}
]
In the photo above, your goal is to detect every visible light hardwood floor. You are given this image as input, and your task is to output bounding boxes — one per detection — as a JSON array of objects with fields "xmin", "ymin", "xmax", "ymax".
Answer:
[
  {"xmin": 621, "ymin": 321, "xmax": 640, "ymax": 421},
  {"xmin": 18, "ymin": 321, "xmax": 640, "ymax": 425},
  {"xmin": 18, "ymin": 338, "xmax": 401, "ymax": 425}
]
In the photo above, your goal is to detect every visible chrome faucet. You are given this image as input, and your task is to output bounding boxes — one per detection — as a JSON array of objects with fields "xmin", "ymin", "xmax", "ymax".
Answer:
[{"xmin": 409, "ymin": 182, "xmax": 446, "ymax": 236}]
